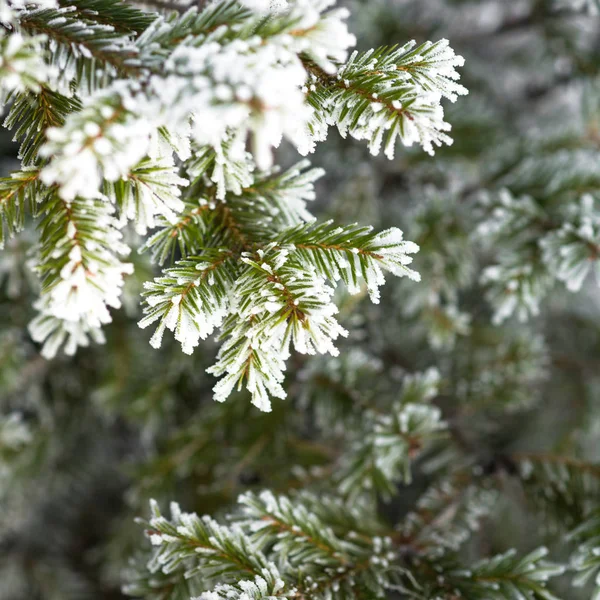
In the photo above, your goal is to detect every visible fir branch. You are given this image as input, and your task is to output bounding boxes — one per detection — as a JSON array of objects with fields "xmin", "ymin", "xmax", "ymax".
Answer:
[
  {"xmin": 396, "ymin": 472, "xmax": 499, "ymax": 557},
  {"xmin": 59, "ymin": 0, "xmax": 156, "ymax": 34},
  {"xmin": 409, "ymin": 548, "xmax": 565, "ymax": 600},
  {"xmin": 17, "ymin": 4, "xmax": 143, "ymax": 75},
  {"xmin": 568, "ymin": 509, "xmax": 600, "ymax": 598},
  {"xmin": 139, "ymin": 202, "xmax": 212, "ymax": 265},
  {"xmin": 30, "ymin": 194, "xmax": 133, "ymax": 358},
  {"xmin": 239, "ymin": 490, "xmax": 352, "ymax": 566},
  {"xmin": 145, "ymin": 499, "xmax": 270, "ymax": 580},
  {"xmin": 514, "ymin": 452, "xmax": 600, "ymax": 528},
  {"xmin": 4, "ymin": 86, "xmax": 81, "ymax": 165},
  {"xmin": 277, "ymin": 220, "xmax": 420, "ymax": 302},
  {"xmin": 0, "ymin": 168, "xmax": 44, "ymax": 248},
  {"xmin": 336, "ymin": 370, "xmax": 447, "ymax": 498},
  {"xmin": 138, "ymin": 249, "xmax": 236, "ymax": 354}
]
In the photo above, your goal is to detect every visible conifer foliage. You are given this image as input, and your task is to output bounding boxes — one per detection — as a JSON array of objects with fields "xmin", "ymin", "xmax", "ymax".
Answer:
[{"xmin": 0, "ymin": 0, "xmax": 465, "ymax": 409}]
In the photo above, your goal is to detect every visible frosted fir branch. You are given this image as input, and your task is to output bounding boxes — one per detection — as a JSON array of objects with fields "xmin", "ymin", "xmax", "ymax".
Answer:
[
  {"xmin": 139, "ymin": 194, "xmax": 420, "ymax": 409},
  {"xmin": 482, "ymin": 258, "xmax": 554, "ymax": 325},
  {"xmin": 34, "ymin": 1, "xmax": 465, "ymax": 202},
  {"xmin": 477, "ymin": 192, "xmax": 600, "ymax": 322},
  {"xmin": 0, "ymin": 30, "xmax": 54, "ymax": 104},
  {"xmin": 186, "ymin": 134, "xmax": 255, "ymax": 201},
  {"xmin": 303, "ymin": 39, "xmax": 466, "ymax": 158},
  {"xmin": 4, "ymin": 87, "xmax": 82, "ymax": 166},
  {"xmin": 541, "ymin": 194, "xmax": 600, "ymax": 292},
  {"xmin": 239, "ymin": 490, "xmax": 352, "ymax": 564},
  {"xmin": 16, "ymin": 3, "xmax": 144, "ymax": 77},
  {"xmin": 404, "ymin": 547, "xmax": 565, "ymax": 600},
  {"xmin": 37, "ymin": 0, "xmax": 355, "ymax": 199},
  {"xmin": 398, "ymin": 474, "xmax": 499, "ymax": 559},
  {"xmin": 236, "ymin": 492, "xmax": 400, "ymax": 600},
  {"xmin": 207, "ymin": 246, "xmax": 348, "ymax": 411},
  {"xmin": 29, "ymin": 195, "xmax": 133, "ymax": 358},
  {"xmin": 236, "ymin": 247, "xmax": 348, "ymax": 356},
  {"xmin": 196, "ymin": 566, "xmax": 291, "ymax": 600},
  {"xmin": 0, "ymin": 0, "xmax": 57, "ymax": 25},
  {"xmin": 143, "ymin": 496, "xmax": 398, "ymax": 600},
  {"xmin": 475, "ymin": 191, "xmax": 556, "ymax": 324},
  {"xmin": 107, "ymin": 156, "xmax": 189, "ymax": 235},
  {"xmin": 0, "ymin": 168, "xmax": 46, "ymax": 248},
  {"xmin": 277, "ymin": 221, "xmax": 420, "ymax": 302},
  {"xmin": 139, "ymin": 250, "xmax": 236, "ymax": 355},
  {"xmin": 285, "ymin": 492, "xmax": 385, "ymax": 539},
  {"xmin": 342, "ymin": 39, "xmax": 467, "ymax": 103},
  {"xmin": 145, "ymin": 499, "xmax": 271, "ymax": 580},
  {"xmin": 514, "ymin": 451, "xmax": 600, "ymax": 527},
  {"xmin": 337, "ymin": 370, "xmax": 446, "ymax": 498},
  {"xmin": 208, "ymin": 318, "xmax": 288, "ymax": 412},
  {"xmin": 475, "ymin": 190, "xmax": 550, "ymax": 244},
  {"xmin": 421, "ymin": 303, "xmax": 471, "ymax": 350}
]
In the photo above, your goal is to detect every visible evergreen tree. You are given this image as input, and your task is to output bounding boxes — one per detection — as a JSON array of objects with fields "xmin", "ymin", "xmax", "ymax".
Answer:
[{"xmin": 0, "ymin": 1, "xmax": 599, "ymax": 599}]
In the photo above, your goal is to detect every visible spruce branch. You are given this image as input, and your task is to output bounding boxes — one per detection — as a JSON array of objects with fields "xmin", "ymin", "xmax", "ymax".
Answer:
[
  {"xmin": 568, "ymin": 509, "xmax": 600, "ymax": 599},
  {"xmin": 17, "ymin": 3, "xmax": 143, "ymax": 75},
  {"xmin": 29, "ymin": 194, "xmax": 133, "ymax": 357},
  {"xmin": 0, "ymin": 168, "xmax": 44, "ymax": 248},
  {"xmin": 405, "ymin": 547, "xmax": 565, "ymax": 600},
  {"xmin": 4, "ymin": 86, "xmax": 81, "ymax": 165},
  {"xmin": 138, "ymin": 249, "xmax": 236, "ymax": 354}
]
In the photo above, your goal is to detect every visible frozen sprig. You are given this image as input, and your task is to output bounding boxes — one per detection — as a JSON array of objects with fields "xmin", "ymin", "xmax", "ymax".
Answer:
[
  {"xmin": 541, "ymin": 195, "xmax": 600, "ymax": 292},
  {"xmin": 0, "ymin": 0, "xmax": 466, "ymax": 413},
  {"xmin": 482, "ymin": 259, "xmax": 554, "ymax": 324},
  {"xmin": 208, "ymin": 246, "xmax": 348, "ymax": 411},
  {"xmin": 399, "ymin": 475, "xmax": 499, "ymax": 558},
  {"xmin": 145, "ymin": 499, "xmax": 270, "ymax": 579},
  {"xmin": 139, "ymin": 250, "xmax": 236, "ymax": 355},
  {"xmin": 408, "ymin": 547, "xmax": 565, "ymax": 599},
  {"xmin": 568, "ymin": 510, "xmax": 600, "ymax": 598},
  {"xmin": 142, "ymin": 495, "xmax": 397, "ymax": 600},
  {"xmin": 186, "ymin": 134, "xmax": 255, "ymax": 201},
  {"xmin": 338, "ymin": 369, "xmax": 446, "ymax": 497},
  {"xmin": 29, "ymin": 196, "xmax": 133, "ymax": 358},
  {"xmin": 139, "ymin": 166, "xmax": 420, "ymax": 410},
  {"xmin": 0, "ymin": 31, "xmax": 53, "ymax": 104},
  {"xmin": 304, "ymin": 39, "xmax": 467, "ymax": 157},
  {"xmin": 108, "ymin": 156, "xmax": 189, "ymax": 235},
  {"xmin": 40, "ymin": 88, "xmax": 154, "ymax": 201},
  {"xmin": 279, "ymin": 221, "xmax": 420, "ymax": 303},
  {"xmin": 197, "ymin": 566, "xmax": 290, "ymax": 600},
  {"xmin": 37, "ymin": 1, "xmax": 464, "ymax": 201},
  {"xmin": 239, "ymin": 490, "xmax": 350, "ymax": 565},
  {"xmin": 0, "ymin": 0, "xmax": 57, "ymax": 25}
]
